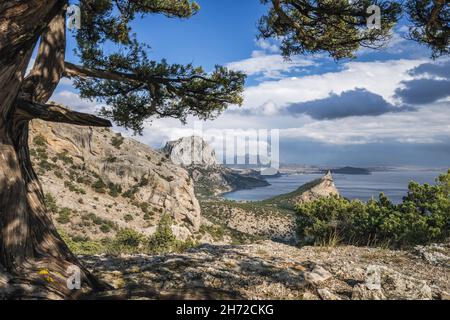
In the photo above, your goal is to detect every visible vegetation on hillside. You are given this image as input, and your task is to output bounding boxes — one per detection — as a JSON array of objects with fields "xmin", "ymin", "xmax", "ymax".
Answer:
[
  {"xmin": 262, "ymin": 178, "xmax": 324, "ymax": 210},
  {"xmin": 60, "ymin": 215, "xmax": 197, "ymax": 255},
  {"xmin": 296, "ymin": 170, "xmax": 450, "ymax": 247}
]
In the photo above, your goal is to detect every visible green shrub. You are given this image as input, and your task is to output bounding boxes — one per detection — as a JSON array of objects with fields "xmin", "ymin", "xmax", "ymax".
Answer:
[
  {"xmin": 92, "ymin": 179, "xmax": 107, "ymax": 193},
  {"xmin": 139, "ymin": 176, "xmax": 149, "ymax": 187},
  {"xmin": 199, "ymin": 224, "xmax": 226, "ymax": 241},
  {"xmin": 44, "ymin": 193, "xmax": 58, "ymax": 214},
  {"xmin": 64, "ymin": 180, "xmax": 86, "ymax": 195},
  {"xmin": 38, "ymin": 157, "xmax": 56, "ymax": 172},
  {"xmin": 57, "ymin": 207, "xmax": 72, "ymax": 224},
  {"xmin": 105, "ymin": 156, "xmax": 117, "ymax": 163},
  {"xmin": 56, "ymin": 151, "xmax": 73, "ymax": 165},
  {"xmin": 296, "ymin": 170, "xmax": 450, "ymax": 248},
  {"xmin": 111, "ymin": 134, "xmax": 124, "ymax": 149},
  {"xmin": 33, "ymin": 134, "xmax": 47, "ymax": 147},
  {"xmin": 108, "ymin": 183, "xmax": 122, "ymax": 197},
  {"xmin": 59, "ymin": 231, "xmax": 106, "ymax": 255},
  {"xmin": 123, "ymin": 186, "xmax": 139, "ymax": 199},
  {"xmin": 148, "ymin": 215, "xmax": 181, "ymax": 254},
  {"xmin": 143, "ymin": 212, "xmax": 152, "ymax": 220},
  {"xmin": 138, "ymin": 202, "xmax": 150, "ymax": 214},
  {"xmin": 123, "ymin": 214, "xmax": 134, "ymax": 222},
  {"xmin": 100, "ymin": 224, "xmax": 111, "ymax": 233},
  {"xmin": 115, "ymin": 229, "xmax": 143, "ymax": 247},
  {"xmin": 54, "ymin": 170, "xmax": 63, "ymax": 179},
  {"xmin": 107, "ymin": 229, "xmax": 145, "ymax": 254}
]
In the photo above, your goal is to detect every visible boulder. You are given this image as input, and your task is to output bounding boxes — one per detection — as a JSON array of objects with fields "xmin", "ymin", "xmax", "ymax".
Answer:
[{"xmin": 352, "ymin": 265, "xmax": 433, "ymax": 300}]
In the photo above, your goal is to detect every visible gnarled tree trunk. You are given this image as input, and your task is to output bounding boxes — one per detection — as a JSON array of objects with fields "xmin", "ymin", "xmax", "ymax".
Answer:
[{"xmin": 0, "ymin": 1, "xmax": 111, "ymax": 299}]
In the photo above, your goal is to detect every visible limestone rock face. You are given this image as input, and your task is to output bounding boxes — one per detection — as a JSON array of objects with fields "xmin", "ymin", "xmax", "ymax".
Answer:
[
  {"xmin": 162, "ymin": 136, "xmax": 269, "ymax": 197},
  {"xmin": 29, "ymin": 120, "xmax": 201, "ymax": 240},
  {"xmin": 295, "ymin": 171, "xmax": 340, "ymax": 203},
  {"xmin": 162, "ymin": 136, "xmax": 218, "ymax": 168}
]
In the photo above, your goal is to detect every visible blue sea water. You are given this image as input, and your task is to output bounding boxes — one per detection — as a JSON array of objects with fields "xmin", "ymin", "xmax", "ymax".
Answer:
[{"xmin": 223, "ymin": 170, "xmax": 445, "ymax": 204}]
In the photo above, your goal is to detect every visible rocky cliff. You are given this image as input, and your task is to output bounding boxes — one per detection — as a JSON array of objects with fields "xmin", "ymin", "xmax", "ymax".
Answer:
[
  {"xmin": 265, "ymin": 171, "xmax": 340, "ymax": 210},
  {"xmin": 29, "ymin": 120, "xmax": 201, "ymax": 241},
  {"xmin": 162, "ymin": 136, "xmax": 270, "ymax": 197},
  {"xmin": 162, "ymin": 136, "xmax": 218, "ymax": 168}
]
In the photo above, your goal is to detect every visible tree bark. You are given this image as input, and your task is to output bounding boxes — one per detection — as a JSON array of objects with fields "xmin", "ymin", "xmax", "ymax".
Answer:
[
  {"xmin": 15, "ymin": 98, "xmax": 113, "ymax": 128},
  {"xmin": 1, "ymin": 118, "xmax": 108, "ymax": 299},
  {"xmin": 0, "ymin": 1, "xmax": 111, "ymax": 299}
]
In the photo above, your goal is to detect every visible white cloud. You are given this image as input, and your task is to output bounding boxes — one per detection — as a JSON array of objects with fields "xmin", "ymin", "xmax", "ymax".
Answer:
[
  {"xmin": 134, "ymin": 99, "xmax": 450, "ymax": 155},
  {"xmin": 134, "ymin": 58, "xmax": 450, "ymax": 150},
  {"xmin": 50, "ymin": 90, "xmax": 103, "ymax": 113},
  {"xmin": 227, "ymin": 38, "xmax": 316, "ymax": 79},
  {"xmin": 282, "ymin": 102, "xmax": 450, "ymax": 145},
  {"xmin": 227, "ymin": 51, "xmax": 316, "ymax": 79},
  {"xmin": 255, "ymin": 38, "xmax": 280, "ymax": 54},
  {"xmin": 240, "ymin": 59, "xmax": 425, "ymax": 112},
  {"xmin": 49, "ymin": 57, "xmax": 450, "ymax": 159}
]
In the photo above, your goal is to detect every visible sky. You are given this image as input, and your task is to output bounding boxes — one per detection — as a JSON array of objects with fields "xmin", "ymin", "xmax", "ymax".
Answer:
[{"xmin": 52, "ymin": 0, "xmax": 450, "ymax": 167}]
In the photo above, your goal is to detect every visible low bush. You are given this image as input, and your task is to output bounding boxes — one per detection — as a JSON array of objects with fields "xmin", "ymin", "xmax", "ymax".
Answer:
[
  {"xmin": 123, "ymin": 214, "xmax": 134, "ymax": 222},
  {"xmin": 111, "ymin": 134, "xmax": 124, "ymax": 149},
  {"xmin": 148, "ymin": 215, "xmax": 196, "ymax": 254},
  {"xmin": 56, "ymin": 207, "xmax": 72, "ymax": 224},
  {"xmin": 33, "ymin": 134, "xmax": 47, "ymax": 147},
  {"xmin": 107, "ymin": 228, "xmax": 145, "ymax": 254},
  {"xmin": 92, "ymin": 179, "xmax": 107, "ymax": 193},
  {"xmin": 296, "ymin": 170, "xmax": 450, "ymax": 248}
]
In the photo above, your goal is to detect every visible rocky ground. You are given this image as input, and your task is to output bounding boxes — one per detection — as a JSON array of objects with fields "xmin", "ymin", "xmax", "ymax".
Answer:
[{"xmin": 81, "ymin": 240, "xmax": 449, "ymax": 300}]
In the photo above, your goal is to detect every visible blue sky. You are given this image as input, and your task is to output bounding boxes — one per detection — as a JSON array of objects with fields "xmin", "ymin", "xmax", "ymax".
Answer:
[{"xmin": 54, "ymin": 1, "xmax": 450, "ymax": 167}]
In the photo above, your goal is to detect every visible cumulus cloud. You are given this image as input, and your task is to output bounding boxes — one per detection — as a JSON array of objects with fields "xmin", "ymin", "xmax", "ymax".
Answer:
[
  {"xmin": 50, "ymin": 90, "xmax": 102, "ymax": 113},
  {"xmin": 407, "ymin": 59, "xmax": 450, "ymax": 79},
  {"xmin": 227, "ymin": 51, "xmax": 315, "ymax": 79},
  {"xmin": 395, "ymin": 79, "xmax": 450, "ymax": 105},
  {"xmin": 227, "ymin": 38, "xmax": 316, "ymax": 79},
  {"xmin": 285, "ymin": 88, "xmax": 413, "ymax": 120},
  {"xmin": 281, "ymin": 102, "xmax": 450, "ymax": 145},
  {"xmin": 254, "ymin": 38, "xmax": 280, "ymax": 54},
  {"xmin": 395, "ymin": 60, "xmax": 450, "ymax": 105},
  {"xmin": 240, "ymin": 59, "xmax": 423, "ymax": 113}
]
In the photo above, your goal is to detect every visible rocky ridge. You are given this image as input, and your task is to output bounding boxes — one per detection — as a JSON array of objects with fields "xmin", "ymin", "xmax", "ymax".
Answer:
[
  {"xmin": 29, "ymin": 120, "xmax": 201, "ymax": 240},
  {"xmin": 162, "ymin": 136, "xmax": 270, "ymax": 197},
  {"xmin": 265, "ymin": 171, "xmax": 340, "ymax": 210}
]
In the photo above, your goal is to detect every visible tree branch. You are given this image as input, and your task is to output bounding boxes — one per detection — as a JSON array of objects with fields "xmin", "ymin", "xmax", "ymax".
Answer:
[
  {"xmin": 15, "ymin": 98, "xmax": 112, "ymax": 127},
  {"xmin": 63, "ymin": 61, "xmax": 221, "ymax": 85},
  {"xmin": 21, "ymin": 4, "xmax": 67, "ymax": 102},
  {"xmin": 64, "ymin": 62, "xmax": 141, "ymax": 83}
]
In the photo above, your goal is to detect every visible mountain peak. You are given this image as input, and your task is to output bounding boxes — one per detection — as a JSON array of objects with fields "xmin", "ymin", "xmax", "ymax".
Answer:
[{"xmin": 163, "ymin": 136, "xmax": 218, "ymax": 168}]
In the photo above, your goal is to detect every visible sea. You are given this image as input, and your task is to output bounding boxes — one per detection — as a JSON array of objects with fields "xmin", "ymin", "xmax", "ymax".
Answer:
[{"xmin": 222, "ymin": 169, "xmax": 447, "ymax": 204}]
